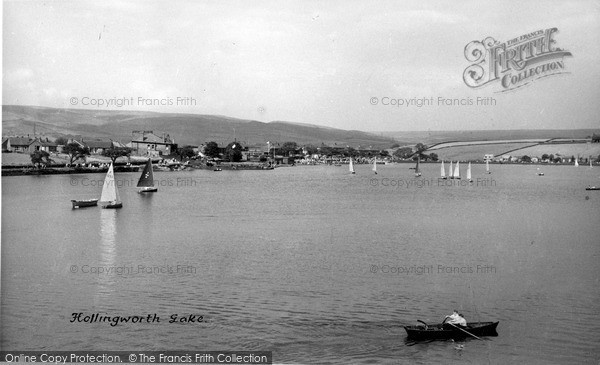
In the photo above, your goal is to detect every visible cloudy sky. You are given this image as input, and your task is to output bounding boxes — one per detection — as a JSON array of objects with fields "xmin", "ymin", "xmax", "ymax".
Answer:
[{"xmin": 3, "ymin": 0, "xmax": 599, "ymax": 131}]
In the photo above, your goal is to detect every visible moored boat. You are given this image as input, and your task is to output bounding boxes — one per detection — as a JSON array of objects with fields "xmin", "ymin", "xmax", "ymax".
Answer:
[
  {"xmin": 100, "ymin": 163, "xmax": 122, "ymax": 209},
  {"xmin": 404, "ymin": 321, "xmax": 499, "ymax": 340},
  {"xmin": 586, "ymin": 186, "xmax": 600, "ymax": 190},
  {"xmin": 137, "ymin": 159, "xmax": 158, "ymax": 193},
  {"xmin": 71, "ymin": 199, "xmax": 98, "ymax": 209}
]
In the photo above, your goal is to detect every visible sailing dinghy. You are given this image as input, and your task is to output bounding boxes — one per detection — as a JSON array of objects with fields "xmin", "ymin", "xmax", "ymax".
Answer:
[
  {"xmin": 100, "ymin": 163, "xmax": 122, "ymax": 209},
  {"xmin": 440, "ymin": 161, "xmax": 446, "ymax": 179},
  {"xmin": 453, "ymin": 161, "xmax": 461, "ymax": 180},
  {"xmin": 467, "ymin": 162, "xmax": 473, "ymax": 182},
  {"xmin": 137, "ymin": 159, "xmax": 158, "ymax": 193},
  {"xmin": 349, "ymin": 158, "xmax": 355, "ymax": 174}
]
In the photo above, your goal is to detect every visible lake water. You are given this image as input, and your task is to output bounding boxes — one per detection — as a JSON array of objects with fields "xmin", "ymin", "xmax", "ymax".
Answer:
[{"xmin": 2, "ymin": 163, "xmax": 599, "ymax": 364}]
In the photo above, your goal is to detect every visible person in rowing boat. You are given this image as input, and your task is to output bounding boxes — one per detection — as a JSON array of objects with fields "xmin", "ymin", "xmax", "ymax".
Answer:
[{"xmin": 443, "ymin": 310, "xmax": 467, "ymax": 328}]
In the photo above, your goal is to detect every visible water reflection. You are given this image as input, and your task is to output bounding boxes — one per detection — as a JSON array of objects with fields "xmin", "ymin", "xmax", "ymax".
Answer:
[{"xmin": 95, "ymin": 209, "xmax": 117, "ymax": 304}]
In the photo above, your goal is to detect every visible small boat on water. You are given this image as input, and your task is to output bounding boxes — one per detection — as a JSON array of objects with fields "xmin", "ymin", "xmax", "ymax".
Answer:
[
  {"xmin": 537, "ymin": 167, "xmax": 544, "ymax": 176},
  {"xmin": 372, "ymin": 159, "xmax": 377, "ymax": 174},
  {"xmin": 349, "ymin": 158, "xmax": 355, "ymax": 174},
  {"xmin": 137, "ymin": 159, "xmax": 158, "ymax": 193},
  {"xmin": 467, "ymin": 162, "xmax": 473, "ymax": 183},
  {"xmin": 71, "ymin": 199, "xmax": 98, "ymax": 209},
  {"xmin": 586, "ymin": 186, "xmax": 600, "ymax": 190},
  {"xmin": 414, "ymin": 156, "xmax": 421, "ymax": 177},
  {"xmin": 575, "ymin": 158, "xmax": 579, "ymax": 167},
  {"xmin": 448, "ymin": 161, "xmax": 453, "ymax": 179},
  {"xmin": 440, "ymin": 161, "xmax": 447, "ymax": 180},
  {"xmin": 453, "ymin": 161, "xmax": 461, "ymax": 180},
  {"xmin": 486, "ymin": 159, "xmax": 491, "ymax": 174},
  {"xmin": 404, "ymin": 321, "xmax": 499, "ymax": 341},
  {"xmin": 100, "ymin": 163, "xmax": 122, "ymax": 209}
]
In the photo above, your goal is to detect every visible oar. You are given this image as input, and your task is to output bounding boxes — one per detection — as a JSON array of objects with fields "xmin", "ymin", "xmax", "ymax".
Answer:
[{"xmin": 446, "ymin": 322, "xmax": 484, "ymax": 341}]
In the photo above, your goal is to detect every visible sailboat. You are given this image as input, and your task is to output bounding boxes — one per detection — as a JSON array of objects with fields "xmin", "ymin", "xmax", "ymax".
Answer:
[
  {"xmin": 137, "ymin": 159, "xmax": 158, "ymax": 193},
  {"xmin": 590, "ymin": 159, "xmax": 593, "ymax": 169},
  {"xmin": 467, "ymin": 162, "xmax": 473, "ymax": 182},
  {"xmin": 440, "ymin": 161, "xmax": 447, "ymax": 179},
  {"xmin": 486, "ymin": 159, "xmax": 491, "ymax": 174},
  {"xmin": 100, "ymin": 163, "xmax": 122, "ymax": 209},
  {"xmin": 448, "ymin": 161, "xmax": 453, "ymax": 179},
  {"xmin": 372, "ymin": 159, "xmax": 377, "ymax": 174},
  {"xmin": 575, "ymin": 158, "xmax": 579, "ymax": 167},
  {"xmin": 453, "ymin": 161, "xmax": 461, "ymax": 180},
  {"xmin": 414, "ymin": 156, "xmax": 421, "ymax": 177},
  {"xmin": 537, "ymin": 167, "xmax": 544, "ymax": 176},
  {"xmin": 349, "ymin": 158, "xmax": 355, "ymax": 174}
]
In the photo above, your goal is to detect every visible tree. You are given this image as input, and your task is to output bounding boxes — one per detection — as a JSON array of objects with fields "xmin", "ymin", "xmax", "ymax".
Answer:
[
  {"xmin": 343, "ymin": 146, "xmax": 357, "ymax": 157},
  {"xmin": 319, "ymin": 146, "xmax": 333, "ymax": 157},
  {"xmin": 55, "ymin": 136, "xmax": 69, "ymax": 145},
  {"xmin": 102, "ymin": 147, "xmax": 132, "ymax": 164},
  {"xmin": 63, "ymin": 142, "xmax": 90, "ymax": 166},
  {"xmin": 304, "ymin": 144, "xmax": 318, "ymax": 155},
  {"xmin": 30, "ymin": 150, "xmax": 52, "ymax": 169},
  {"xmin": 204, "ymin": 141, "xmax": 220, "ymax": 158},
  {"xmin": 428, "ymin": 152, "xmax": 439, "ymax": 161},
  {"xmin": 393, "ymin": 147, "xmax": 413, "ymax": 159},
  {"xmin": 414, "ymin": 142, "xmax": 428, "ymax": 160},
  {"xmin": 379, "ymin": 150, "xmax": 390, "ymax": 157},
  {"xmin": 279, "ymin": 142, "xmax": 298, "ymax": 157},
  {"xmin": 177, "ymin": 146, "xmax": 196, "ymax": 160},
  {"xmin": 225, "ymin": 141, "xmax": 243, "ymax": 162},
  {"xmin": 541, "ymin": 154, "xmax": 549, "ymax": 161},
  {"xmin": 521, "ymin": 155, "xmax": 532, "ymax": 163}
]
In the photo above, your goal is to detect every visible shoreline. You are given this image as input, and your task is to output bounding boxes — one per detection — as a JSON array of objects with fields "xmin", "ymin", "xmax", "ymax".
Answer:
[{"xmin": 3, "ymin": 160, "xmax": 595, "ymax": 177}]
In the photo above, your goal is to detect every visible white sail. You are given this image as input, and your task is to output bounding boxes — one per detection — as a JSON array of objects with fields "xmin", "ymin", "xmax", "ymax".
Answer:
[
  {"xmin": 467, "ymin": 162, "xmax": 472, "ymax": 180},
  {"xmin": 349, "ymin": 158, "xmax": 355, "ymax": 173},
  {"xmin": 372, "ymin": 159, "xmax": 377, "ymax": 172},
  {"xmin": 575, "ymin": 158, "xmax": 579, "ymax": 167},
  {"xmin": 441, "ymin": 161, "xmax": 446, "ymax": 178},
  {"xmin": 100, "ymin": 163, "xmax": 120, "ymax": 203},
  {"xmin": 453, "ymin": 161, "xmax": 460, "ymax": 178},
  {"xmin": 449, "ymin": 161, "xmax": 453, "ymax": 178},
  {"xmin": 591, "ymin": 159, "xmax": 593, "ymax": 169},
  {"xmin": 486, "ymin": 159, "xmax": 490, "ymax": 173}
]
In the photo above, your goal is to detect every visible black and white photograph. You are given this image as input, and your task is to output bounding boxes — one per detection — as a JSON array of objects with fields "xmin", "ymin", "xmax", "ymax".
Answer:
[{"xmin": 1, "ymin": 1, "xmax": 599, "ymax": 364}]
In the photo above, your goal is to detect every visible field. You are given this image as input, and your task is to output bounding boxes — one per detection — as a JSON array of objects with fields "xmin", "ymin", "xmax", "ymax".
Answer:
[
  {"xmin": 506, "ymin": 143, "xmax": 600, "ymax": 159},
  {"xmin": 428, "ymin": 143, "xmax": 539, "ymax": 161}
]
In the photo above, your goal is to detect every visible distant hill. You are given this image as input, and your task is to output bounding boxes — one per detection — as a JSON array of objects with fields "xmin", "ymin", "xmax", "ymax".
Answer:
[
  {"xmin": 2, "ymin": 105, "xmax": 397, "ymax": 148},
  {"xmin": 376, "ymin": 129, "xmax": 599, "ymax": 146}
]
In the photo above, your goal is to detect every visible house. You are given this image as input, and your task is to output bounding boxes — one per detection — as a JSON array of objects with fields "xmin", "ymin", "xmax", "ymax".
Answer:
[
  {"xmin": 3, "ymin": 137, "xmax": 34, "ymax": 152},
  {"xmin": 68, "ymin": 138, "xmax": 114, "ymax": 154},
  {"xmin": 28, "ymin": 138, "xmax": 58, "ymax": 153},
  {"xmin": 129, "ymin": 131, "xmax": 177, "ymax": 156},
  {"xmin": 483, "ymin": 154, "xmax": 494, "ymax": 162},
  {"xmin": 84, "ymin": 140, "xmax": 113, "ymax": 154}
]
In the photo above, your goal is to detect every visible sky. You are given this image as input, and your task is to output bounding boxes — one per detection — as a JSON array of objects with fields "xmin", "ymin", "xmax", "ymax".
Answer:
[{"xmin": 2, "ymin": 0, "xmax": 600, "ymax": 131}]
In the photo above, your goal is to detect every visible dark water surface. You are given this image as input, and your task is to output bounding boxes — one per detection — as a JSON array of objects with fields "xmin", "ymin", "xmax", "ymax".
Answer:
[{"xmin": 2, "ymin": 164, "xmax": 599, "ymax": 364}]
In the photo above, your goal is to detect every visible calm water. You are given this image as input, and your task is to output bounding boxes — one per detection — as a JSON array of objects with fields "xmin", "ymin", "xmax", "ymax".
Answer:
[{"xmin": 2, "ymin": 163, "xmax": 599, "ymax": 364}]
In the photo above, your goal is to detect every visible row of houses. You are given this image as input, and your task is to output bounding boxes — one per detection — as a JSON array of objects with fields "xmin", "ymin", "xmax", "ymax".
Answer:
[
  {"xmin": 2, "ymin": 137, "xmax": 59, "ymax": 153},
  {"xmin": 2, "ymin": 131, "xmax": 178, "ymax": 156}
]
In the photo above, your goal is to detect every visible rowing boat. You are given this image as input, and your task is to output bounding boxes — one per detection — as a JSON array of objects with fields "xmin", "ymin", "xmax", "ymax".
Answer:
[{"xmin": 404, "ymin": 321, "xmax": 499, "ymax": 340}]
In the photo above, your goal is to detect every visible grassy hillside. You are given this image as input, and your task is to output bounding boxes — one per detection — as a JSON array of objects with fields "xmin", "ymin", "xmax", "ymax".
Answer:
[
  {"xmin": 380, "ymin": 130, "xmax": 598, "ymax": 146},
  {"xmin": 2, "ymin": 105, "xmax": 396, "ymax": 148}
]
